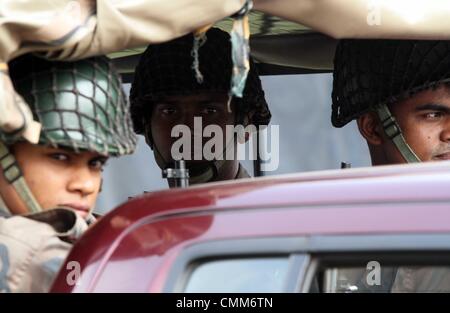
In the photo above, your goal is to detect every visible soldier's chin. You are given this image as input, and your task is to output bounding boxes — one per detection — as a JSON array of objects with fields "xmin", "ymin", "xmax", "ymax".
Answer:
[
  {"xmin": 185, "ymin": 161, "xmax": 215, "ymax": 179},
  {"xmin": 185, "ymin": 159, "xmax": 208, "ymax": 166},
  {"xmin": 164, "ymin": 159, "xmax": 216, "ymax": 171},
  {"xmin": 162, "ymin": 159, "xmax": 206, "ymax": 169}
]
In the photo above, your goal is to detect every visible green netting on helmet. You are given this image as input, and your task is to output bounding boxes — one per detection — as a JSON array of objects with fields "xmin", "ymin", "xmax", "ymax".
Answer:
[
  {"xmin": 4, "ymin": 54, "xmax": 136, "ymax": 156},
  {"xmin": 332, "ymin": 39, "xmax": 450, "ymax": 128}
]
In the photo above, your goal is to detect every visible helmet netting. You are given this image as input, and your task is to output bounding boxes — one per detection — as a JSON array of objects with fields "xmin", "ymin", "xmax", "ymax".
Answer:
[
  {"xmin": 332, "ymin": 39, "xmax": 450, "ymax": 127},
  {"xmin": 129, "ymin": 27, "xmax": 271, "ymax": 137},
  {"xmin": 5, "ymin": 54, "xmax": 136, "ymax": 156}
]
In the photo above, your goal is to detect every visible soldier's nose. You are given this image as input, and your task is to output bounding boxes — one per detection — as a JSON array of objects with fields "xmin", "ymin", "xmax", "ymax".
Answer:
[{"xmin": 67, "ymin": 168, "xmax": 97, "ymax": 197}]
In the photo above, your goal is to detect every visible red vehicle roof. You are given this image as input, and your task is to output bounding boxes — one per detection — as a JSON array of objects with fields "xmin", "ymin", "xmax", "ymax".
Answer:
[{"xmin": 51, "ymin": 161, "xmax": 450, "ymax": 292}]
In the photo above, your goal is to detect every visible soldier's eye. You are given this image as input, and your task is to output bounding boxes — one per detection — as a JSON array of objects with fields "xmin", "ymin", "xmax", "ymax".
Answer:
[
  {"xmin": 202, "ymin": 107, "xmax": 218, "ymax": 114},
  {"xmin": 161, "ymin": 108, "xmax": 177, "ymax": 115},
  {"xmin": 89, "ymin": 158, "xmax": 108, "ymax": 171},
  {"xmin": 425, "ymin": 112, "xmax": 444, "ymax": 120},
  {"xmin": 49, "ymin": 153, "xmax": 69, "ymax": 162}
]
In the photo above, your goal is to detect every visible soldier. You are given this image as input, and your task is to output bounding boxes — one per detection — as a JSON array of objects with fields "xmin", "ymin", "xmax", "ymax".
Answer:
[
  {"xmin": 130, "ymin": 28, "xmax": 271, "ymax": 187},
  {"xmin": 0, "ymin": 54, "xmax": 136, "ymax": 292},
  {"xmin": 331, "ymin": 39, "xmax": 450, "ymax": 292},
  {"xmin": 332, "ymin": 39, "xmax": 450, "ymax": 165}
]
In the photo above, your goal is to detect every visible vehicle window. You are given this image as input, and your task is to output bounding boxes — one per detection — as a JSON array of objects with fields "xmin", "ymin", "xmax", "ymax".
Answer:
[
  {"xmin": 184, "ymin": 257, "xmax": 290, "ymax": 293},
  {"xmin": 315, "ymin": 265, "xmax": 450, "ymax": 293}
]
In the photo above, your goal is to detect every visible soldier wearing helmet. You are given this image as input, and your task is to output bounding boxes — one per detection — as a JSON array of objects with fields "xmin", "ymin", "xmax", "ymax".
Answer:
[
  {"xmin": 331, "ymin": 40, "xmax": 450, "ymax": 293},
  {"xmin": 332, "ymin": 40, "xmax": 450, "ymax": 165},
  {"xmin": 130, "ymin": 27, "xmax": 271, "ymax": 186},
  {"xmin": 0, "ymin": 54, "xmax": 136, "ymax": 292}
]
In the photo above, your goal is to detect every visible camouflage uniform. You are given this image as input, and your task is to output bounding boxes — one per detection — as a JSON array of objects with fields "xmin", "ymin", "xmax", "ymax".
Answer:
[
  {"xmin": 0, "ymin": 55, "xmax": 136, "ymax": 292},
  {"xmin": 0, "ymin": 209, "xmax": 87, "ymax": 293}
]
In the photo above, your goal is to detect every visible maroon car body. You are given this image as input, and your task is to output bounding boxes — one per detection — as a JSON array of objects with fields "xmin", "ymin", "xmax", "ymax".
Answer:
[{"xmin": 51, "ymin": 161, "xmax": 450, "ymax": 293}]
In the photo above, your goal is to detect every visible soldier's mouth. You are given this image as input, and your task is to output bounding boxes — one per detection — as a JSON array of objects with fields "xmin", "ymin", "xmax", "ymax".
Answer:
[
  {"xmin": 432, "ymin": 152, "xmax": 450, "ymax": 160},
  {"xmin": 60, "ymin": 203, "xmax": 91, "ymax": 217}
]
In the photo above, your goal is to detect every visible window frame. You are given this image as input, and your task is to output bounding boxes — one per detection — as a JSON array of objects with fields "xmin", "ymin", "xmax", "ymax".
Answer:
[
  {"xmin": 301, "ymin": 234, "xmax": 450, "ymax": 293},
  {"xmin": 163, "ymin": 237, "xmax": 311, "ymax": 292},
  {"xmin": 163, "ymin": 233, "xmax": 450, "ymax": 293}
]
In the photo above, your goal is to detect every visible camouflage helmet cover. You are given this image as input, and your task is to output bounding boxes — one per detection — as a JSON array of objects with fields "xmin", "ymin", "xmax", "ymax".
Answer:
[
  {"xmin": 129, "ymin": 27, "xmax": 271, "ymax": 137},
  {"xmin": 4, "ymin": 54, "xmax": 137, "ymax": 156},
  {"xmin": 332, "ymin": 39, "xmax": 450, "ymax": 127}
]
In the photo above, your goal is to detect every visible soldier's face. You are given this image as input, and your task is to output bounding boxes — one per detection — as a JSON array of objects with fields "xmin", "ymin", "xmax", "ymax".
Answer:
[
  {"xmin": 360, "ymin": 85, "xmax": 450, "ymax": 164},
  {"xmin": 386, "ymin": 85, "xmax": 450, "ymax": 163},
  {"xmin": 0, "ymin": 142, "xmax": 107, "ymax": 217},
  {"xmin": 149, "ymin": 92, "xmax": 236, "ymax": 167}
]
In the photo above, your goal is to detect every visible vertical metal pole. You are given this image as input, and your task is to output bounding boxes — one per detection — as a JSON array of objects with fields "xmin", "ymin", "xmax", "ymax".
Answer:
[
  {"xmin": 175, "ymin": 160, "xmax": 189, "ymax": 188},
  {"xmin": 162, "ymin": 160, "xmax": 190, "ymax": 188}
]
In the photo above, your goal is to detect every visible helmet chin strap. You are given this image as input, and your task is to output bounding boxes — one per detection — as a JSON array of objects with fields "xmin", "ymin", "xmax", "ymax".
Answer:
[
  {"xmin": 0, "ymin": 195, "xmax": 9, "ymax": 215},
  {"xmin": 0, "ymin": 141, "xmax": 42, "ymax": 214},
  {"xmin": 376, "ymin": 104, "xmax": 421, "ymax": 163}
]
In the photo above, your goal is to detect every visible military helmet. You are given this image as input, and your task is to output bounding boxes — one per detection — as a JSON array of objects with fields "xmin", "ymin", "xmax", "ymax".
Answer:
[
  {"xmin": 0, "ymin": 54, "xmax": 136, "ymax": 215},
  {"xmin": 332, "ymin": 39, "xmax": 450, "ymax": 163},
  {"xmin": 129, "ymin": 27, "xmax": 271, "ymax": 143},
  {"xmin": 332, "ymin": 39, "xmax": 450, "ymax": 128},
  {"xmin": 4, "ymin": 54, "xmax": 137, "ymax": 156}
]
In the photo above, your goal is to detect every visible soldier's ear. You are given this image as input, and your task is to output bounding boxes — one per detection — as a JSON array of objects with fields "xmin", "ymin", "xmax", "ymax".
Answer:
[{"xmin": 357, "ymin": 112, "xmax": 383, "ymax": 145}]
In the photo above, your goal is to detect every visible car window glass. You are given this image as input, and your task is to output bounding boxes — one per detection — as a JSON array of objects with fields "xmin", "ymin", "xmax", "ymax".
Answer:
[{"xmin": 184, "ymin": 257, "xmax": 290, "ymax": 293}]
